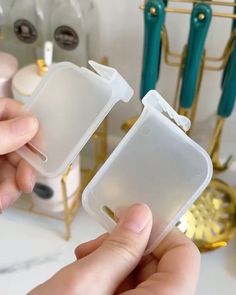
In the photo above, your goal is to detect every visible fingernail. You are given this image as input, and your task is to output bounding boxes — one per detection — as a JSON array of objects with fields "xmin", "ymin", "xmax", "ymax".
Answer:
[
  {"xmin": 120, "ymin": 203, "xmax": 151, "ymax": 233},
  {"xmin": 11, "ymin": 116, "xmax": 38, "ymax": 136},
  {"xmin": 28, "ymin": 172, "xmax": 36, "ymax": 193},
  {"xmin": 0, "ymin": 198, "xmax": 3, "ymax": 213},
  {"xmin": 0, "ymin": 196, "xmax": 10, "ymax": 212}
]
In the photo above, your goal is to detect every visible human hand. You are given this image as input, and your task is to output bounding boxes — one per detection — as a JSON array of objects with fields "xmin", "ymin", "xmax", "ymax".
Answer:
[
  {"xmin": 0, "ymin": 98, "xmax": 39, "ymax": 212},
  {"xmin": 30, "ymin": 203, "xmax": 200, "ymax": 295}
]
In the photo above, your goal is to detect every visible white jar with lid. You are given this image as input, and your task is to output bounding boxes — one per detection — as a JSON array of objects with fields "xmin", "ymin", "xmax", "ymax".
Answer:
[
  {"xmin": 12, "ymin": 63, "xmax": 43, "ymax": 104},
  {"xmin": 12, "ymin": 41, "xmax": 53, "ymax": 104}
]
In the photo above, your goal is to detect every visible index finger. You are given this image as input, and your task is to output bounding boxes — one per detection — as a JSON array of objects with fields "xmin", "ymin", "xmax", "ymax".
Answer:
[
  {"xmin": 0, "ymin": 98, "xmax": 24, "ymax": 120},
  {"xmin": 134, "ymin": 229, "xmax": 200, "ymax": 295}
]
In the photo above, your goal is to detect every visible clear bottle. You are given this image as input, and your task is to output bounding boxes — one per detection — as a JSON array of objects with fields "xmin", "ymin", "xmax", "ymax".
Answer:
[
  {"xmin": 51, "ymin": 0, "xmax": 88, "ymax": 66},
  {"xmin": 80, "ymin": 0, "xmax": 101, "ymax": 62},
  {"xmin": 8, "ymin": 0, "xmax": 44, "ymax": 66},
  {"xmin": 0, "ymin": 0, "xmax": 12, "ymax": 52}
]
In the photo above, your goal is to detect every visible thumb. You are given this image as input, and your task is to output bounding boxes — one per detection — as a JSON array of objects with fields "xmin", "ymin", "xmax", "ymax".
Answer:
[
  {"xmin": 29, "ymin": 204, "xmax": 153, "ymax": 295},
  {"xmin": 78, "ymin": 203, "xmax": 153, "ymax": 294},
  {"xmin": 0, "ymin": 116, "xmax": 39, "ymax": 155}
]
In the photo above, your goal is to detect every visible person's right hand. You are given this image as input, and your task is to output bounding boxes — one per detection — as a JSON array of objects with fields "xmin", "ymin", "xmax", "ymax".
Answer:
[
  {"xmin": 30, "ymin": 203, "xmax": 200, "ymax": 295},
  {"xmin": 0, "ymin": 98, "xmax": 39, "ymax": 212}
]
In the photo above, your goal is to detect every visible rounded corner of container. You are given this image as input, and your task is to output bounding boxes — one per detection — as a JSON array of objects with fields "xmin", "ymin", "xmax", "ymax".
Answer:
[
  {"xmin": 204, "ymin": 152, "xmax": 213, "ymax": 182},
  {"xmin": 124, "ymin": 87, "xmax": 134, "ymax": 103},
  {"xmin": 81, "ymin": 189, "xmax": 89, "ymax": 210},
  {"xmin": 53, "ymin": 61, "xmax": 76, "ymax": 69},
  {"xmin": 197, "ymin": 145, "xmax": 213, "ymax": 186},
  {"xmin": 81, "ymin": 187, "xmax": 95, "ymax": 216},
  {"xmin": 186, "ymin": 136, "xmax": 213, "ymax": 188},
  {"xmin": 39, "ymin": 164, "xmax": 67, "ymax": 179}
]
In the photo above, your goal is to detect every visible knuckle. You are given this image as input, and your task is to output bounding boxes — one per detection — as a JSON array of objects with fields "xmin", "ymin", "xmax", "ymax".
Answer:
[
  {"xmin": 0, "ymin": 125, "xmax": 7, "ymax": 155},
  {"xmin": 55, "ymin": 265, "xmax": 85, "ymax": 294},
  {"xmin": 104, "ymin": 236, "xmax": 141, "ymax": 262},
  {"xmin": 0, "ymin": 144, "xmax": 7, "ymax": 155}
]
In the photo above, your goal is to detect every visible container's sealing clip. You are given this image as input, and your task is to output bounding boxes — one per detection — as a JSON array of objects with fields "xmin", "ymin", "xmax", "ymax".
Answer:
[
  {"xmin": 88, "ymin": 60, "xmax": 134, "ymax": 103},
  {"xmin": 142, "ymin": 90, "xmax": 191, "ymax": 132}
]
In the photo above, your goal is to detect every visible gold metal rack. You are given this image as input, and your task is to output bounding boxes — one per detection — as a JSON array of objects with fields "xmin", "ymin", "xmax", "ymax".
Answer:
[
  {"xmin": 122, "ymin": 1, "xmax": 236, "ymax": 133},
  {"xmin": 122, "ymin": 1, "xmax": 236, "ymax": 251},
  {"xmin": 162, "ymin": 24, "xmax": 236, "ymax": 71},
  {"xmin": 142, "ymin": 0, "xmax": 235, "ymax": 125}
]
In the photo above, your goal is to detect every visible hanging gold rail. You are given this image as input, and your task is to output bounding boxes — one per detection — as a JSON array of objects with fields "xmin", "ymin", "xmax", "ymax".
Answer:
[
  {"xmin": 166, "ymin": 8, "xmax": 236, "ymax": 19},
  {"xmin": 140, "ymin": 1, "xmax": 236, "ymax": 19},
  {"xmin": 161, "ymin": 25, "xmax": 236, "ymax": 70},
  {"xmin": 171, "ymin": 0, "xmax": 236, "ymax": 7}
]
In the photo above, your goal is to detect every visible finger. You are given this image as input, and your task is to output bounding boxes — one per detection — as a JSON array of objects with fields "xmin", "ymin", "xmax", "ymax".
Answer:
[
  {"xmin": 7, "ymin": 152, "xmax": 22, "ymax": 167},
  {"xmin": 123, "ymin": 228, "xmax": 200, "ymax": 295},
  {"xmin": 75, "ymin": 234, "xmax": 134, "ymax": 294},
  {"xmin": 16, "ymin": 159, "xmax": 37, "ymax": 193},
  {"xmin": 115, "ymin": 274, "xmax": 135, "ymax": 295},
  {"xmin": 0, "ymin": 116, "xmax": 39, "ymax": 155},
  {"xmin": 30, "ymin": 204, "xmax": 153, "ymax": 295},
  {"xmin": 0, "ymin": 98, "xmax": 23, "ymax": 120},
  {"xmin": 75, "ymin": 234, "xmax": 109, "ymax": 259},
  {"xmin": 153, "ymin": 228, "xmax": 200, "ymax": 293},
  {"xmin": 76, "ymin": 203, "xmax": 152, "ymax": 294},
  {"xmin": 0, "ymin": 182, "xmax": 21, "ymax": 212}
]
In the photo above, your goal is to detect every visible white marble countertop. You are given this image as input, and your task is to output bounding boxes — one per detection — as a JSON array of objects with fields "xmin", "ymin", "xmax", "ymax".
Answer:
[{"xmin": 0, "ymin": 205, "xmax": 236, "ymax": 295}]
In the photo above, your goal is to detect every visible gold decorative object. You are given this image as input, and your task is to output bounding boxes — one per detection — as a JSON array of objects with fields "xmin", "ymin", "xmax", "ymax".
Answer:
[
  {"xmin": 150, "ymin": 6, "xmax": 157, "ymax": 15},
  {"xmin": 177, "ymin": 179, "xmax": 236, "ymax": 251},
  {"xmin": 121, "ymin": 116, "xmax": 139, "ymax": 133},
  {"xmin": 36, "ymin": 59, "xmax": 49, "ymax": 76}
]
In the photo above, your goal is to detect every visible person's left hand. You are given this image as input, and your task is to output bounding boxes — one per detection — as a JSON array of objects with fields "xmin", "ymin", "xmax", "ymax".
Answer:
[{"xmin": 0, "ymin": 98, "xmax": 39, "ymax": 212}]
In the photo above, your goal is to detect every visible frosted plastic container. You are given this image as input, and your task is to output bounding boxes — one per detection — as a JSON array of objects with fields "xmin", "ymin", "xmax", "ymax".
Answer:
[
  {"xmin": 82, "ymin": 90, "xmax": 213, "ymax": 254},
  {"xmin": 17, "ymin": 61, "xmax": 133, "ymax": 177}
]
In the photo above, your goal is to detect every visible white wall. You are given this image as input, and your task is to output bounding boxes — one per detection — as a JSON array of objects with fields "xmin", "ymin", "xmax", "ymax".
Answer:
[{"xmin": 93, "ymin": 0, "xmax": 233, "ymax": 139}]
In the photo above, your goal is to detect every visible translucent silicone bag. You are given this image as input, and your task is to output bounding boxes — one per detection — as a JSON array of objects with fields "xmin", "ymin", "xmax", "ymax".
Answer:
[
  {"xmin": 82, "ymin": 90, "xmax": 213, "ymax": 254},
  {"xmin": 17, "ymin": 61, "xmax": 133, "ymax": 177}
]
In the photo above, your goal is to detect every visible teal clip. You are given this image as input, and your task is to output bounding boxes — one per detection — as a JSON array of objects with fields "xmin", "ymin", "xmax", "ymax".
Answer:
[
  {"xmin": 179, "ymin": 3, "xmax": 212, "ymax": 109},
  {"xmin": 218, "ymin": 39, "xmax": 236, "ymax": 118},
  {"xmin": 221, "ymin": 1, "xmax": 236, "ymax": 89},
  {"xmin": 140, "ymin": 0, "xmax": 165, "ymax": 99},
  {"xmin": 221, "ymin": 29, "xmax": 236, "ymax": 90},
  {"xmin": 156, "ymin": 0, "xmax": 168, "ymax": 84}
]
